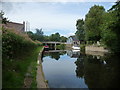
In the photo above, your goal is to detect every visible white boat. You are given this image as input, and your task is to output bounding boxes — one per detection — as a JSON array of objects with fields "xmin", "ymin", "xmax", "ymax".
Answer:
[{"xmin": 72, "ymin": 46, "xmax": 80, "ymax": 50}]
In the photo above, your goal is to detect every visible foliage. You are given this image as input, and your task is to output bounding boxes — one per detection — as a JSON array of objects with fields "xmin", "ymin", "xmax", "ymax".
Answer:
[
  {"xmin": 76, "ymin": 3, "xmax": 120, "ymax": 53},
  {"xmin": 27, "ymin": 31, "xmax": 36, "ymax": 41},
  {"xmin": 75, "ymin": 19, "xmax": 85, "ymax": 41},
  {"xmin": 49, "ymin": 32, "xmax": 61, "ymax": 41},
  {"xmin": 2, "ymin": 27, "xmax": 42, "ymax": 88},
  {"xmin": 35, "ymin": 28, "xmax": 44, "ymax": 41},
  {"xmin": 2, "ymin": 46, "xmax": 42, "ymax": 88},
  {"xmin": 27, "ymin": 28, "xmax": 44, "ymax": 41},
  {"xmin": 84, "ymin": 5, "xmax": 105, "ymax": 42},
  {"xmin": 101, "ymin": 1, "xmax": 120, "ymax": 53},
  {"xmin": 60, "ymin": 36, "xmax": 67, "ymax": 42},
  {"xmin": 49, "ymin": 33, "xmax": 67, "ymax": 42},
  {"xmin": 2, "ymin": 27, "xmax": 37, "ymax": 60},
  {"xmin": 35, "ymin": 28, "xmax": 43, "ymax": 36},
  {"xmin": 43, "ymin": 35, "xmax": 50, "ymax": 41},
  {"xmin": 27, "ymin": 30, "xmax": 67, "ymax": 42},
  {"xmin": 56, "ymin": 44, "xmax": 66, "ymax": 50}
]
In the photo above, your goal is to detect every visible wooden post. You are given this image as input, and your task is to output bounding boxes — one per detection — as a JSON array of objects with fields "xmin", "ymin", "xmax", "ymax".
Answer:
[{"xmin": 55, "ymin": 43, "xmax": 56, "ymax": 50}]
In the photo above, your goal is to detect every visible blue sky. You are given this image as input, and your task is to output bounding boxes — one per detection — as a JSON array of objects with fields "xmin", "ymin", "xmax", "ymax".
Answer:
[{"xmin": 2, "ymin": 1, "xmax": 116, "ymax": 37}]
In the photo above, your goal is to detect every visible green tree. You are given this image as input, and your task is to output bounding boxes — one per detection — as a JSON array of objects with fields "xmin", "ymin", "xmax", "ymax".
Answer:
[
  {"xmin": 60, "ymin": 36, "xmax": 67, "ymax": 42},
  {"xmin": 101, "ymin": 1, "xmax": 120, "ymax": 53},
  {"xmin": 35, "ymin": 28, "xmax": 43, "ymax": 36},
  {"xmin": 35, "ymin": 28, "xmax": 44, "ymax": 41},
  {"xmin": 84, "ymin": 5, "xmax": 105, "ymax": 43},
  {"xmin": 44, "ymin": 35, "xmax": 50, "ymax": 41},
  {"xmin": 27, "ymin": 31, "xmax": 36, "ymax": 40},
  {"xmin": 75, "ymin": 19, "xmax": 85, "ymax": 41},
  {"xmin": 50, "ymin": 32, "xmax": 60, "ymax": 42}
]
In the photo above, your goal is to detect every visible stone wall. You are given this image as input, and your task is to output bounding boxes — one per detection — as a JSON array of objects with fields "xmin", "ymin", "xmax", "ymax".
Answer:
[{"xmin": 85, "ymin": 46, "xmax": 108, "ymax": 52}]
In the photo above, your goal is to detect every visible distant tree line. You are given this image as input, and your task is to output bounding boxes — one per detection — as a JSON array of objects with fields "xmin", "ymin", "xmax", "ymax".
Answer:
[
  {"xmin": 27, "ymin": 28, "xmax": 67, "ymax": 42},
  {"xmin": 75, "ymin": 1, "xmax": 120, "ymax": 53}
]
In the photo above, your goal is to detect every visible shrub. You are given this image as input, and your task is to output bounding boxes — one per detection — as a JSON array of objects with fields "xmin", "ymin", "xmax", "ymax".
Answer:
[
  {"xmin": 2, "ymin": 27, "xmax": 42, "ymax": 88},
  {"xmin": 56, "ymin": 44, "xmax": 66, "ymax": 50},
  {"xmin": 2, "ymin": 27, "xmax": 37, "ymax": 59}
]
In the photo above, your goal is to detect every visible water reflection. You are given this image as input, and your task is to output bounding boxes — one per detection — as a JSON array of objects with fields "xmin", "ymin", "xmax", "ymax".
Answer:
[
  {"xmin": 75, "ymin": 53, "xmax": 120, "ymax": 88},
  {"xmin": 43, "ymin": 50, "xmax": 66, "ymax": 60},
  {"xmin": 67, "ymin": 50, "xmax": 80, "ymax": 58},
  {"xmin": 42, "ymin": 50, "xmax": 120, "ymax": 88}
]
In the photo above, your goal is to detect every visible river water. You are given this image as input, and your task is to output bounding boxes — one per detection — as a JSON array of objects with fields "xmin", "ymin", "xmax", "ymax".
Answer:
[{"xmin": 42, "ymin": 50, "xmax": 119, "ymax": 88}]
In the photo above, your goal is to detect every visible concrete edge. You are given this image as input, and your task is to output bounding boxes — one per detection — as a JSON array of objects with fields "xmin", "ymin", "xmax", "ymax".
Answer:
[{"xmin": 36, "ymin": 47, "xmax": 49, "ymax": 88}]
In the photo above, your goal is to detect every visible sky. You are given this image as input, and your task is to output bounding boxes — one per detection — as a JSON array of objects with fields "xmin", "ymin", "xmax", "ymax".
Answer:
[{"xmin": 1, "ymin": 0, "xmax": 117, "ymax": 37}]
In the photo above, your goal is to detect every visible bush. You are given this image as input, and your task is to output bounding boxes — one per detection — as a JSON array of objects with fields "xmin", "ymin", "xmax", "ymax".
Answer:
[
  {"xmin": 2, "ymin": 27, "xmax": 42, "ymax": 88},
  {"xmin": 2, "ymin": 27, "xmax": 37, "ymax": 59},
  {"xmin": 56, "ymin": 44, "xmax": 66, "ymax": 50}
]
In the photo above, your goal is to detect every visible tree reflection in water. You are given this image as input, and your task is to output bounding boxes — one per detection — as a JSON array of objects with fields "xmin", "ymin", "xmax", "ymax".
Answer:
[
  {"xmin": 43, "ymin": 50, "xmax": 119, "ymax": 88},
  {"xmin": 75, "ymin": 53, "xmax": 120, "ymax": 88},
  {"xmin": 43, "ymin": 51, "xmax": 66, "ymax": 60}
]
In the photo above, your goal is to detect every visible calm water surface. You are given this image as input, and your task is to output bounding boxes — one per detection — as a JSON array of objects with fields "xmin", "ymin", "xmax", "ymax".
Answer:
[{"xmin": 42, "ymin": 50, "xmax": 119, "ymax": 88}]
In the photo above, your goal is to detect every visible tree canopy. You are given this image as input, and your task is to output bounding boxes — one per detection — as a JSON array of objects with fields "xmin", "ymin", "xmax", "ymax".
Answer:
[
  {"xmin": 75, "ymin": 19, "xmax": 85, "ymax": 41},
  {"xmin": 27, "ymin": 30, "xmax": 67, "ymax": 42},
  {"xmin": 75, "ymin": 1, "xmax": 120, "ymax": 53},
  {"xmin": 101, "ymin": 1, "xmax": 120, "ymax": 53},
  {"xmin": 84, "ymin": 5, "xmax": 105, "ymax": 42},
  {"xmin": 49, "ymin": 32, "xmax": 60, "ymax": 42}
]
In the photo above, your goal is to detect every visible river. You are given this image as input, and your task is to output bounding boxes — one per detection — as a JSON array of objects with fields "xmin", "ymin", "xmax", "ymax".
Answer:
[{"xmin": 42, "ymin": 50, "xmax": 119, "ymax": 88}]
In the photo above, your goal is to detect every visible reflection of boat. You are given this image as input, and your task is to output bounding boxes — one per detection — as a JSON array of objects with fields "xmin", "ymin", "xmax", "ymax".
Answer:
[
  {"xmin": 72, "ymin": 46, "xmax": 80, "ymax": 50},
  {"xmin": 67, "ymin": 50, "xmax": 80, "ymax": 58},
  {"xmin": 72, "ymin": 49, "xmax": 80, "ymax": 52}
]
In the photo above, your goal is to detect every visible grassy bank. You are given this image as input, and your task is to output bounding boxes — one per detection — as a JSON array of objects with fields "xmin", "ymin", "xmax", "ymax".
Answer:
[
  {"xmin": 3, "ymin": 46, "xmax": 42, "ymax": 88},
  {"xmin": 2, "ymin": 27, "xmax": 43, "ymax": 88}
]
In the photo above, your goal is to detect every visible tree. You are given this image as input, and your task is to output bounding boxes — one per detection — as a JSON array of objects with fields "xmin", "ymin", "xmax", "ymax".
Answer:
[
  {"xmin": 84, "ymin": 5, "xmax": 105, "ymax": 43},
  {"xmin": 44, "ymin": 35, "xmax": 50, "ymax": 41},
  {"xmin": 101, "ymin": 1, "xmax": 120, "ymax": 53},
  {"xmin": 75, "ymin": 19, "xmax": 85, "ymax": 41},
  {"xmin": 50, "ymin": 32, "xmax": 61, "ymax": 42},
  {"xmin": 27, "ymin": 31, "xmax": 36, "ymax": 40},
  {"xmin": 60, "ymin": 36, "xmax": 67, "ymax": 42},
  {"xmin": 35, "ymin": 28, "xmax": 44, "ymax": 41},
  {"xmin": 35, "ymin": 28, "xmax": 43, "ymax": 36}
]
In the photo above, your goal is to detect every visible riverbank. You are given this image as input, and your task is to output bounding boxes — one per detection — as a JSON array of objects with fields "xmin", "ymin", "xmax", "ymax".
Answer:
[
  {"xmin": 85, "ymin": 45, "xmax": 109, "ymax": 56},
  {"xmin": 36, "ymin": 47, "xmax": 49, "ymax": 88},
  {"xmin": 85, "ymin": 45, "xmax": 108, "ymax": 52},
  {"xmin": 2, "ymin": 27, "xmax": 43, "ymax": 88}
]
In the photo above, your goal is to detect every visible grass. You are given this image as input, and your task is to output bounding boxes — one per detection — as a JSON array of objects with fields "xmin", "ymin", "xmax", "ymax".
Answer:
[
  {"xmin": 3, "ymin": 46, "xmax": 43, "ymax": 88},
  {"xmin": 2, "ymin": 27, "xmax": 43, "ymax": 88}
]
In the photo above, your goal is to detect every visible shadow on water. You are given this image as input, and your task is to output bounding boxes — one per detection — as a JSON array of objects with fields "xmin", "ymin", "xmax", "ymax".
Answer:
[
  {"xmin": 75, "ymin": 53, "xmax": 120, "ymax": 88},
  {"xmin": 42, "ymin": 49, "xmax": 120, "ymax": 88},
  {"xmin": 43, "ymin": 50, "xmax": 66, "ymax": 60}
]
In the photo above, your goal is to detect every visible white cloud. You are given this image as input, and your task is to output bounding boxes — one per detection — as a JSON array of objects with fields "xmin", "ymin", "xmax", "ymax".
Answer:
[
  {"xmin": 3, "ymin": 2, "xmax": 114, "ymax": 37},
  {"xmin": 63, "ymin": 32, "xmax": 75, "ymax": 37},
  {"xmin": 4, "ymin": 3, "xmax": 84, "ymax": 35}
]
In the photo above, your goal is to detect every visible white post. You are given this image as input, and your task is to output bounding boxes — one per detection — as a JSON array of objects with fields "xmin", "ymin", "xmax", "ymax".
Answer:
[{"xmin": 55, "ymin": 43, "xmax": 56, "ymax": 50}]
